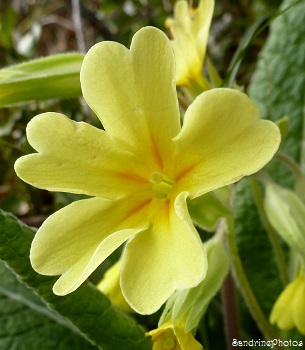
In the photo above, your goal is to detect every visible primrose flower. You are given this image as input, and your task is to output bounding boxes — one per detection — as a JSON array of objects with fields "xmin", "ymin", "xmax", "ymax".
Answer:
[
  {"xmin": 147, "ymin": 322, "xmax": 203, "ymax": 350},
  {"xmin": 165, "ymin": 0, "xmax": 214, "ymax": 89},
  {"xmin": 15, "ymin": 27, "xmax": 280, "ymax": 314},
  {"xmin": 270, "ymin": 273, "xmax": 305, "ymax": 335}
]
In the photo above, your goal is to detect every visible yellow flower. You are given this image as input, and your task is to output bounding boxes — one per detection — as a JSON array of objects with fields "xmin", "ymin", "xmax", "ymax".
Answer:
[
  {"xmin": 15, "ymin": 27, "xmax": 280, "ymax": 314},
  {"xmin": 165, "ymin": 0, "xmax": 214, "ymax": 88},
  {"xmin": 270, "ymin": 273, "xmax": 305, "ymax": 335},
  {"xmin": 147, "ymin": 322, "xmax": 203, "ymax": 350},
  {"xmin": 97, "ymin": 261, "xmax": 132, "ymax": 313}
]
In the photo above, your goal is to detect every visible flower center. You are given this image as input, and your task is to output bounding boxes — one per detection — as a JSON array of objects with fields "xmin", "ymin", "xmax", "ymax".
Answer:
[
  {"xmin": 150, "ymin": 172, "xmax": 173, "ymax": 198},
  {"xmin": 164, "ymin": 338, "xmax": 176, "ymax": 349}
]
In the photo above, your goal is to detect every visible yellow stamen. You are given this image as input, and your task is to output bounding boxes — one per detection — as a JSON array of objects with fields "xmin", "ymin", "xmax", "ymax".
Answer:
[{"xmin": 150, "ymin": 172, "xmax": 173, "ymax": 198}]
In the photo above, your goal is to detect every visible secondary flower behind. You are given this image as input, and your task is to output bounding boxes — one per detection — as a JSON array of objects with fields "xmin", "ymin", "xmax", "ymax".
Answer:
[
  {"xmin": 15, "ymin": 26, "xmax": 280, "ymax": 314},
  {"xmin": 165, "ymin": 0, "xmax": 214, "ymax": 89},
  {"xmin": 270, "ymin": 272, "xmax": 305, "ymax": 335},
  {"xmin": 147, "ymin": 322, "xmax": 203, "ymax": 350}
]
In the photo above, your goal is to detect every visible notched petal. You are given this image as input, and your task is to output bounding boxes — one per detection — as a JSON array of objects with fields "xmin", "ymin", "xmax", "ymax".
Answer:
[
  {"xmin": 173, "ymin": 88, "xmax": 281, "ymax": 198},
  {"xmin": 80, "ymin": 26, "xmax": 180, "ymax": 164},
  {"xmin": 120, "ymin": 193, "xmax": 206, "ymax": 314},
  {"xmin": 30, "ymin": 196, "xmax": 150, "ymax": 295},
  {"xmin": 15, "ymin": 112, "xmax": 150, "ymax": 198}
]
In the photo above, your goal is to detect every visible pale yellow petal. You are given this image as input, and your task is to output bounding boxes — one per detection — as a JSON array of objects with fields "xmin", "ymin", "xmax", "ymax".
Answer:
[
  {"xmin": 292, "ymin": 274, "xmax": 305, "ymax": 335},
  {"xmin": 81, "ymin": 26, "xmax": 180, "ymax": 168},
  {"xmin": 166, "ymin": 0, "xmax": 214, "ymax": 85},
  {"xmin": 15, "ymin": 112, "xmax": 150, "ymax": 199},
  {"xmin": 30, "ymin": 195, "xmax": 150, "ymax": 295},
  {"xmin": 173, "ymin": 89, "xmax": 280, "ymax": 198},
  {"xmin": 195, "ymin": 0, "xmax": 214, "ymax": 59},
  {"xmin": 148, "ymin": 326, "xmax": 180, "ymax": 350},
  {"xmin": 97, "ymin": 261, "xmax": 132, "ymax": 312},
  {"xmin": 147, "ymin": 323, "xmax": 203, "ymax": 350},
  {"xmin": 168, "ymin": 1, "xmax": 201, "ymax": 85},
  {"xmin": 170, "ymin": 31, "xmax": 202, "ymax": 85},
  {"xmin": 270, "ymin": 279, "xmax": 299, "ymax": 330},
  {"xmin": 120, "ymin": 192, "xmax": 206, "ymax": 314},
  {"xmin": 175, "ymin": 326, "xmax": 203, "ymax": 350}
]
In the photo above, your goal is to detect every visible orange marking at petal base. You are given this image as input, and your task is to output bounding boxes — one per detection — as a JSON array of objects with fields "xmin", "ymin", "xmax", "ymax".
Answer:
[
  {"xmin": 151, "ymin": 137, "xmax": 163, "ymax": 169},
  {"xmin": 124, "ymin": 198, "xmax": 152, "ymax": 222},
  {"xmin": 176, "ymin": 165, "xmax": 195, "ymax": 181},
  {"xmin": 114, "ymin": 171, "xmax": 148, "ymax": 184},
  {"xmin": 165, "ymin": 199, "xmax": 171, "ymax": 222}
]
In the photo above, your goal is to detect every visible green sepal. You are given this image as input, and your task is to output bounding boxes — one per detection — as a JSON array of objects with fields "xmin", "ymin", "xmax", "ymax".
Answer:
[
  {"xmin": 275, "ymin": 116, "xmax": 289, "ymax": 143},
  {"xmin": 0, "ymin": 209, "xmax": 152, "ymax": 350},
  {"xmin": 187, "ymin": 187, "xmax": 232, "ymax": 232},
  {"xmin": 0, "ymin": 53, "xmax": 84, "ymax": 107},
  {"xmin": 159, "ymin": 234, "xmax": 229, "ymax": 333},
  {"xmin": 295, "ymin": 176, "xmax": 305, "ymax": 205},
  {"xmin": 264, "ymin": 183, "xmax": 305, "ymax": 260},
  {"xmin": 206, "ymin": 56, "xmax": 222, "ymax": 88}
]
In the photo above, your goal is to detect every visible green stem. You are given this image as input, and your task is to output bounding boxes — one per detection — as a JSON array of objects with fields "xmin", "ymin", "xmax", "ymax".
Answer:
[
  {"xmin": 183, "ymin": 73, "xmax": 210, "ymax": 100},
  {"xmin": 225, "ymin": 216, "xmax": 279, "ymax": 344},
  {"xmin": 251, "ymin": 178, "xmax": 289, "ymax": 286},
  {"xmin": 275, "ymin": 151, "xmax": 303, "ymax": 179}
]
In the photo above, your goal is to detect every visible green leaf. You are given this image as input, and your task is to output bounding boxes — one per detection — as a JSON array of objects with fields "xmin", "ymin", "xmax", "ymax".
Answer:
[
  {"xmin": 0, "ymin": 260, "xmax": 97, "ymax": 350},
  {"xmin": 249, "ymin": 0, "xmax": 305, "ymax": 173},
  {"xmin": 224, "ymin": 0, "xmax": 303, "ymax": 89},
  {"xmin": 0, "ymin": 209, "xmax": 152, "ymax": 350},
  {"xmin": 224, "ymin": 11, "xmax": 270, "ymax": 88},
  {"xmin": 234, "ymin": 0, "xmax": 305, "ymax": 316},
  {"xmin": 0, "ymin": 53, "xmax": 84, "ymax": 107}
]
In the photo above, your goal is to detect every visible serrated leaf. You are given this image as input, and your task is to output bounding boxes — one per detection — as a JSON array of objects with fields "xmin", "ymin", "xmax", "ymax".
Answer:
[
  {"xmin": 0, "ymin": 209, "xmax": 152, "ymax": 350},
  {"xmin": 249, "ymin": 0, "xmax": 305, "ymax": 173},
  {"xmin": 234, "ymin": 0, "xmax": 305, "ymax": 317},
  {"xmin": 0, "ymin": 53, "xmax": 84, "ymax": 107},
  {"xmin": 0, "ymin": 260, "xmax": 97, "ymax": 350}
]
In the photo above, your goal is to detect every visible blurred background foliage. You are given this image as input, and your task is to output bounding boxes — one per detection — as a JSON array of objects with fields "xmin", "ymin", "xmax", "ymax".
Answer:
[{"xmin": 0, "ymin": 1, "xmax": 287, "ymax": 348}]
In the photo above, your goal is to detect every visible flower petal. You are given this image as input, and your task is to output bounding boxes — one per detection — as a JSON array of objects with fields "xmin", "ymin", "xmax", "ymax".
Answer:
[
  {"xmin": 270, "ymin": 278, "xmax": 299, "ymax": 330},
  {"xmin": 147, "ymin": 323, "xmax": 203, "ymax": 350},
  {"xmin": 167, "ymin": 1, "xmax": 201, "ymax": 85},
  {"xmin": 15, "ymin": 112, "xmax": 150, "ymax": 198},
  {"xmin": 80, "ymin": 26, "xmax": 180, "ymax": 168},
  {"xmin": 173, "ymin": 89, "xmax": 280, "ymax": 198},
  {"xmin": 175, "ymin": 326, "xmax": 203, "ymax": 350},
  {"xmin": 120, "ymin": 192, "xmax": 206, "ymax": 314},
  {"xmin": 195, "ymin": 0, "xmax": 214, "ymax": 59},
  {"xmin": 293, "ymin": 274, "xmax": 305, "ymax": 335},
  {"xmin": 166, "ymin": 0, "xmax": 214, "ymax": 85},
  {"xmin": 30, "ymin": 195, "xmax": 150, "ymax": 295}
]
